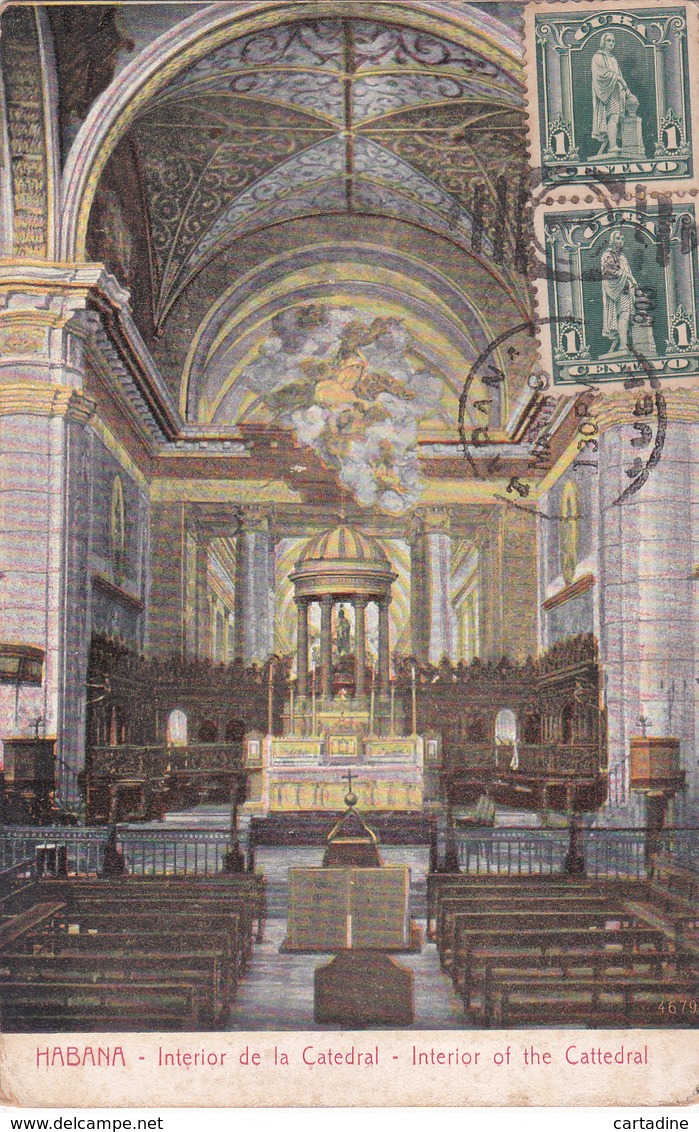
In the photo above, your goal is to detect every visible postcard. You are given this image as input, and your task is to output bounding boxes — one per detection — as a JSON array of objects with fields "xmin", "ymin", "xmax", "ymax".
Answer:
[{"xmin": 0, "ymin": 0, "xmax": 696, "ymax": 1111}]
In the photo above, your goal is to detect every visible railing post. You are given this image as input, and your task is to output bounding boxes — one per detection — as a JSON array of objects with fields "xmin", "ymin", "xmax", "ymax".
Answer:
[{"xmin": 563, "ymin": 814, "xmax": 586, "ymax": 876}]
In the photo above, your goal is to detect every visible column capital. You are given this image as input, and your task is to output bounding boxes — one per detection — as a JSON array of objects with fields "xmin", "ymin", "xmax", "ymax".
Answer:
[
  {"xmin": 0, "ymin": 380, "xmax": 96, "ymax": 423},
  {"xmin": 406, "ymin": 507, "xmax": 452, "ymax": 539},
  {"xmin": 239, "ymin": 506, "xmax": 270, "ymax": 534}
]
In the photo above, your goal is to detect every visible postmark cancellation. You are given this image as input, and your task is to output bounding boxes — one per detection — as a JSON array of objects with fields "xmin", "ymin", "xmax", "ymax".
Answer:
[{"xmin": 534, "ymin": 202, "xmax": 699, "ymax": 388}]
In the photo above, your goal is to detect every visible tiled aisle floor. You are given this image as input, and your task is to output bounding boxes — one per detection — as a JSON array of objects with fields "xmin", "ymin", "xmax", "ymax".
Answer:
[
  {"xmin": 226, "ymin": 919, "xmax": 465, "ymax": 1031},
  {"xmin": 126, "ymin": 805, "xmax": 467, "ymax": 1030}
]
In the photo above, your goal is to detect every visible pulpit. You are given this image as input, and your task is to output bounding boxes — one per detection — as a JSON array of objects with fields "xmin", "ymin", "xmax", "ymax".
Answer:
[
  {"xmin": 629, "ymin": 736, "xmax": 685, "ymax": 870},
  {"xmin": 2, "ymin": 738, "xmax": 55, "ymax": 821}
]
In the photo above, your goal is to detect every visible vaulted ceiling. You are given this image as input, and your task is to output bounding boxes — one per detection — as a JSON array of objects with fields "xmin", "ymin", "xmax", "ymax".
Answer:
[{"xmin": 83, "ymin": 8, "xmax": 563, "ymax": 512}]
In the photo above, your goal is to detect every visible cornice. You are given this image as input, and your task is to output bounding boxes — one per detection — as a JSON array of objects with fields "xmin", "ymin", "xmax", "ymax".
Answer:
[
  {"xmin": 0, "ymin": 380, "xmax": 95, "ymax": 423},
  {"xmin": 595, "ymin": 387, "xmax": 699, "ymax": 428},
  {"xmin": 542, "ymin": 573, "xmax": 596, "ymax": 613},
  {"xmin": 0, "ymin": 260, "xmax": 183, "ymax": 446}
]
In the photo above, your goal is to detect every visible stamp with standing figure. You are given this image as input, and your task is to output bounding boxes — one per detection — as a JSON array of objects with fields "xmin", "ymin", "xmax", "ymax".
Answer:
[
  {"xmin": 525, "ymin": 2, "xmax": 698, "ymax": 187},
  {"xmin": 536, "ymin": 203, "xmax": 699, "ymax": 387}
]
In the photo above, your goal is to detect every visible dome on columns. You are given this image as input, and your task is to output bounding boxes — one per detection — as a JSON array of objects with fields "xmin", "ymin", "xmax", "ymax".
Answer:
[{"xmin": 299, "ymin": 525, "xmax": 388, "ymax": 566}]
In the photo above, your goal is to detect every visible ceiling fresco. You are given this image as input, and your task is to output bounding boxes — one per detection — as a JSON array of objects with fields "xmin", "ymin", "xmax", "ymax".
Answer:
[{"xmin": 214, "ymin": 304, "xmax": 449, "ymax": 513}]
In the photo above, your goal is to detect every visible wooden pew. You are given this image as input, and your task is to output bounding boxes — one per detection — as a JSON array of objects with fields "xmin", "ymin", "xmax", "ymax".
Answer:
[
  {"xmin": 0, "ymin": 978, "xmax": 200, "ymax": 1031},
  {"xmin": 53, "ymin": 907, "xmax": 247, "ymax": 972},
  {"xmin": 437, "ymin": 901, "xmax": 633, "ymax": 965},
  {"xmin": 24, "ymin": 928, "xmax": 240, "ymax": 1007},
  {"xmin": 492, "ymin": 974, "xmax": 698, "ymax": 1028},
  {"xmin": 39, "ymin": 875, "xmax": 267, "ymax": 942},
  {"xmin": 449, "ymin": 924, "xmax": 667, "ymax": 983},
  {"xmin": 427, "ymin": 873, "xmax": 605, "ymax": 933},
  {"xmin": 62, "ymin": 898, "xmax": 252, "ymax": 970},
  {"xmin": 0, "ymin": 903, "xmax": 66, "ymax": 952},
  {"xmin": 437, "ymin": 893, "xmax": 616, "ymax": 941},
  {"xmin": 463, "ymin": 947, "xmax": 698, "ymax": 1023},
  {"xmin": 0, "ymin": 951, "xmax": 229, "ymax": 1026}
]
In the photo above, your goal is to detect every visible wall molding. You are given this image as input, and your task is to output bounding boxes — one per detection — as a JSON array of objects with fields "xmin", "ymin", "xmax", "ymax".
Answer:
[
  {"xmin": 542, "ymin": 573, "xmax": 596, "ymax": 613},
  {"xmin": 92, "ymin": 571, "xmax": 145, "ymax": 613}
]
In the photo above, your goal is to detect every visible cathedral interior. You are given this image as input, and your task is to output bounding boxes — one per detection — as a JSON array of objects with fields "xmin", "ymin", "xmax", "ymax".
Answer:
[{"xmin": 0, "ymin": 2, "xmax": 697, "ymax": 1033}]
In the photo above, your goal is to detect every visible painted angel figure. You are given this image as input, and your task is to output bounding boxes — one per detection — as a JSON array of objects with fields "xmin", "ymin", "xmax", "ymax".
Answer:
[
  {"xmin": 600, "ymin": 230, "xmax": 638, "ymax": 357},
  {"xmin": 592, "ymin": 33, "xmax": 634, "ymax": 156}
]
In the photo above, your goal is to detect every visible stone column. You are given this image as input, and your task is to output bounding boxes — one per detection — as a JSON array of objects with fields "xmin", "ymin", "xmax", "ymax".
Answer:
[
  {"xmin": 234, "ymin": 508, "xmax": 273, "ymax": 664},
  {"xmin": 599, "ymin": 409, "xmax": 698, "ymax": 822},
  {"xmin": 378, "ymin": 597, "xmax": 390, "ymax": 695},
  {"xmin": 296, "ymin": 599, "xmax": 309, "ymax": 697},
  {"xmin": 410, "ymin": 510, "xmax": 457, "ymax": 665},
  {"xmin": 195, "ymin": 534, "xmax": 211, "ymax": 660},
  {"xmin": 355, "ymin": 597, "xmax": 367, "ymax": 697},
  {"xmin": 408, "ymin": 513, "xmax": 430, "ymax": 663},
  {"xmin": 320, "ymin": 595, "xmax": 333, "ymax": 698},
  {"xmin": 0, "ymin": 267, "xmax": 122, "ymax": 808}
]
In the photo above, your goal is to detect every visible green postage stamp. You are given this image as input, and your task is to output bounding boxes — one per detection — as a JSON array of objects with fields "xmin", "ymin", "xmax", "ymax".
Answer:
[
  {"xmin": 526, "ymin": 2, "xmax": 699, "ymax": 186},
  {"xmin": 539, "ymin": 204, "xmax": 699, "ymax": 385}
]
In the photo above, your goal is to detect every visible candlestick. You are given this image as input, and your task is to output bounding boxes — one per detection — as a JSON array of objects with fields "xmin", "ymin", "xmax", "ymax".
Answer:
[
  {"xmin": 267, "ymin": 661, "xmax": 274, "ymax": 736},
  {"xmin": 411, "ymin": 664, "xmax": 417, "ymax": 736},
  {"xmin": 290, "ymin": 686, "xmax": 295, "ymax": 734},
  {"xmin": 311, "ymin": 664, "xmax": 317, "ymax": 737},
  {"xmin": 390, "ymin": 679, "xmax": 395, "ymax": 737},
  {"xmin": 369, "ymin": 661, "xmax": 376, "ymax": 735}
]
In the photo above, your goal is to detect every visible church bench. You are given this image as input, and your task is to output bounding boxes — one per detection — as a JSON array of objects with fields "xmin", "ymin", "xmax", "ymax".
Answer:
[
  {"xmin": 459, "ymin": 947, "xmax": 698, "ymax": 1020},
  {"xmin": 0, "ymin": 951, "xmax": 229, "ymax": 1026},
  {"xmin": 650, "ymin": 859, "xmax": 698, "ymax": 911},
  {"xmin": 39, "ymin": 875, "xmax": 267, "ymax": 941},
  {"xmin": 0, "ymin": 903, "xmax": 67, "ymax": 951},
  {"xmin": 427, "ymin": 874, "xmax": 606, "ymax": 934},
  {"xmin": 0, "ymin": 978, "xmax": 201, "ymax": 1031},
  {"xmin": 447, "ymin": 923, "xmax": 667, "ymax": 979},
  {"xmin": 437, "ymin": 899, "xmax": 630, "ymax": 960},
  {"xmin": 40, "ymin": 885, "xmax": 262, "ymax": 954},
  {"xmin": 25, "ymin": 928, "xmax": 242, "ymax": 988},
  {"xmin": 55, "ymin": 900, "xmax": 252, "ymax": 965},
  {"xmin": 490, "ymin": 974, "xmax": 699, "ymax": 1028},
  {"xmin": 51, "ymin": 910, "xmax": 245, "ymax": 973}
]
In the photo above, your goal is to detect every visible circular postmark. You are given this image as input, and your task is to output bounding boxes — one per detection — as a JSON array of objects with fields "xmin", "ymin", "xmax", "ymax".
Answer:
[{"xmin": 457, "ymin": 313, "xmax": 667, "ymax": 509}]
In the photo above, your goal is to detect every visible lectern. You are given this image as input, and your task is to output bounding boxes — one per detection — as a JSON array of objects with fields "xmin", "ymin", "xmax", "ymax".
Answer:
[{"xmin": 285, "ymin": 781, "xmax": 417, "ymax": 1025}]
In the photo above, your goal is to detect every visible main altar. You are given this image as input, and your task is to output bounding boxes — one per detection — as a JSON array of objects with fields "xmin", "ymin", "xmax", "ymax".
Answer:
[{"xmin": 242, "ymin": 525, "xmax": 438, "ymax": 815}]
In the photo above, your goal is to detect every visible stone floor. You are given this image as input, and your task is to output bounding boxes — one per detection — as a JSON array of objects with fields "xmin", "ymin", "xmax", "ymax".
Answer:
[
  {"xmin": 124, "ymin": 805, "xmax": 466, "ymax": 1030},
  {"xmin": 225, "ymin": 842, "xmax": 465, "ymax": 1030},
  {"xmin": 227, "ymin": 919, "xmax": 465, "ymax": 1031}
]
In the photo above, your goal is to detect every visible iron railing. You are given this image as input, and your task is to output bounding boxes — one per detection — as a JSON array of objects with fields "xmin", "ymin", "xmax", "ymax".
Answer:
[
  {"xmin": 450, "ymin": 826, "xmax": 698, "ymax": 879},
  {"xmin": 0, "ymin": 826, "xmax": 232, "ymax": 877},
  {"xmin": 0, "ymin": 824, "xmax": 696, "ymax": 879}
]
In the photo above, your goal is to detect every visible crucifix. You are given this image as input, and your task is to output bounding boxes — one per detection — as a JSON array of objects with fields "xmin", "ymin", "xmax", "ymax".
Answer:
[
  {"xmin": 638, "ymin": 713, "xmax": 649, "ymax": 738},
  {"xmin": 342, "ymin": 769, "xmax": 358, "ymax": 808}
]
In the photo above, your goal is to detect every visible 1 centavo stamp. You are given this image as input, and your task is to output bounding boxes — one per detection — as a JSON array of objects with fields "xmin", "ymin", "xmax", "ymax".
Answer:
[
  {"xmin": 524, "ymin": 1, "xmax": 699, "ymax": 192},
  {"xmin": 536, "ymin": 203, "xmax": 699, "ymax": 389}
]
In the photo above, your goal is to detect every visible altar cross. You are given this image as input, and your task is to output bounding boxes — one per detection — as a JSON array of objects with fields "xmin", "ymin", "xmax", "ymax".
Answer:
[{"xmin": 342, "ymin": 769, "xmax": 358, "ymax": 808}]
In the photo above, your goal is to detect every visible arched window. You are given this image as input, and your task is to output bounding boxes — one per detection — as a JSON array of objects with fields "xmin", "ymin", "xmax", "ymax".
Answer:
[
  {"xmin": 494, "ymin": 708, "xmax": 519, "ymax": 769},
  {"xmin": 167, "ymin": 709, "xmax": 188, "ymax": 747},
  {"xmin": 198, "ymin": 720, "xmax": 218, "ymax": 743},
  {"xmin": 225, "ymin": 719, "xmax": 245, "ymax": 742}
]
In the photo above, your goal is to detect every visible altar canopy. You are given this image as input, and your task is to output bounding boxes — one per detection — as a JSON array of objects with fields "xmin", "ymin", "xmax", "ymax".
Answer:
[{"xmin": 244, "ymin": 523, "xmax": 428, "ymax": 814}]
